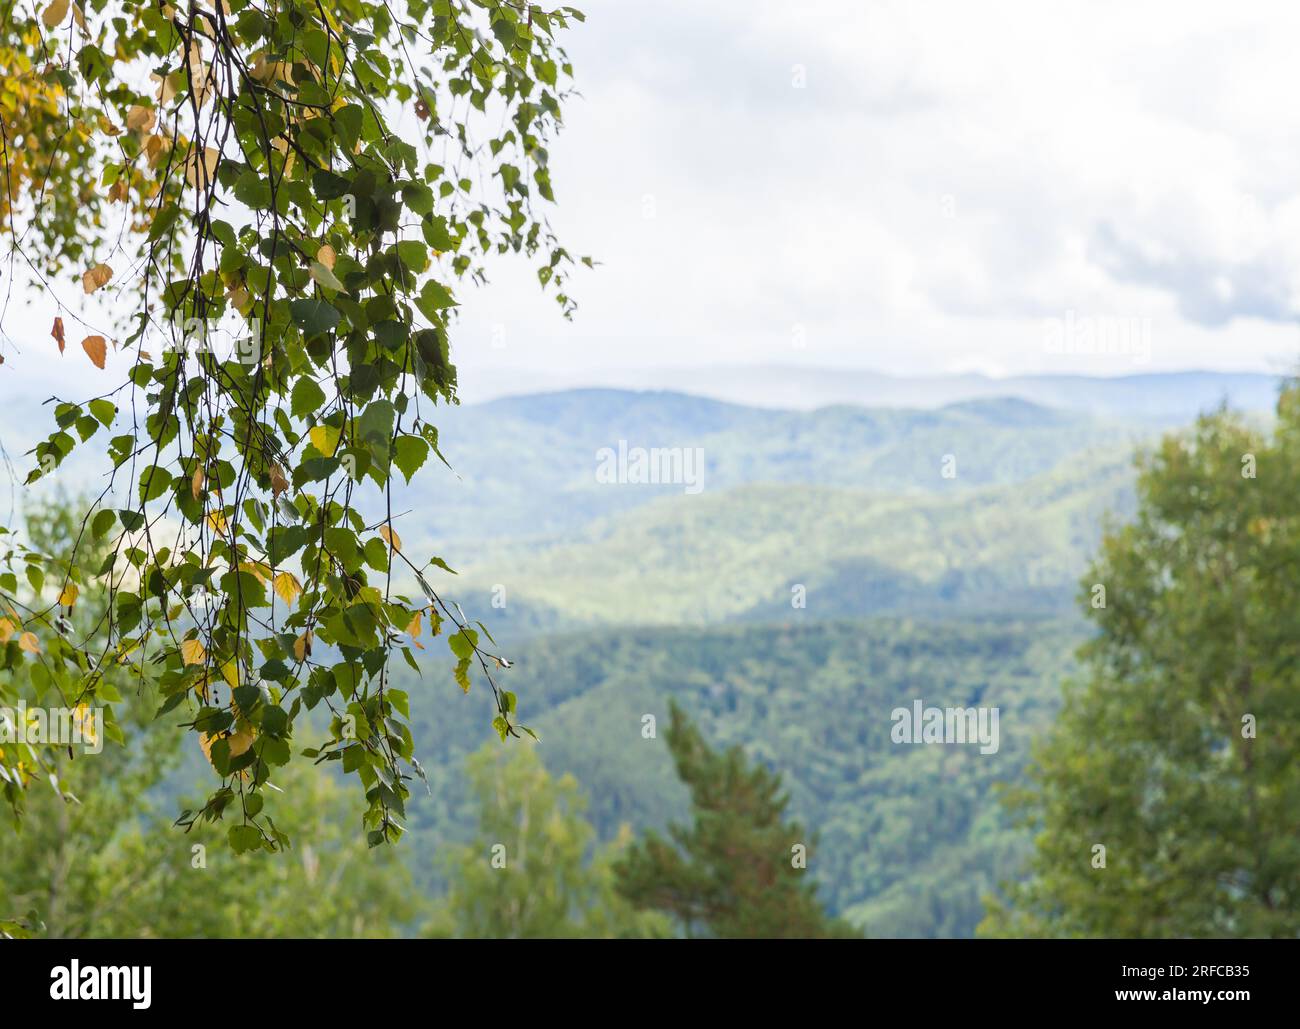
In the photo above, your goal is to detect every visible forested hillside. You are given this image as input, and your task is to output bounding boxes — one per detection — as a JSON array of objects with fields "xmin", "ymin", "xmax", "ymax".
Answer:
[
  {"xmin": 390, "ymin": 617, "xmax": 1082, "ymax": 937},
  {"xmin": 409, "ymin": 390, "xmax": 1149, "ymax": 549},
  {"xmin": 130, "ymin": 389, "xmax": 1138, "ymax": 936}
]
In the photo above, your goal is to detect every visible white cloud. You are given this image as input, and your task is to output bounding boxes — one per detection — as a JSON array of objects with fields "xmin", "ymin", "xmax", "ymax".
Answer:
[{"xmin": 456, "ymin": 0, "xmax": 1300, "ymax": 378}]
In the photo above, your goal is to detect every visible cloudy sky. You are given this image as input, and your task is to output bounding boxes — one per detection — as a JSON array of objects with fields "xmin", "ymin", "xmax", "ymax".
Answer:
[
  {"xmin": 6, "ymin": 0, "xmax": 1300, "ymax": 417},
  {"xmin": 451, "ymin": 0, "xmax": 1300, "ymax": 382}
]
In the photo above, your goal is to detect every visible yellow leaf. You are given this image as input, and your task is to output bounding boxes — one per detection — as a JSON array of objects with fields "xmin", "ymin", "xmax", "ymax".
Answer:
[
  {"xmin": 125, "ymin": 104, "xmax": 155, "ymax": 133},
  {"xmin": 73, "ymin": 703, "xmax": 97, "ymax": 746},
  {"xmin": 207, "ymin": 509, "xmax": 227, "ymax": 533},
  {"xmin": 406, "ymin": 609, "xmax": 422, "ymax": 638},
  {"xmin": 269, "ymin": 462, "xmax": 289, "ymax": 497},
  {"xmin": 42, "ymin": 0, "xmax": 69, "ymax": 28},
  {"xmin": 152, "ymin": 71, "xmax": 181, "ymax": 104},
  {"xmin": 144, "ymin": 133, "xmax": 166, "ymax": 166},
  {"xmin": 81, "ymin": 263, "xmax": 113, "ymax": 294},
  {"xmin": 227, "ymin": 722, "xmax": 255, "ymax": 758},
  {"xmin": 273, "ymin": 571, "xmax": 302, "ymax": 606},
  {"xmin": 185, "ymin": 145, "xmax": 220, "ymax": 189},
  {"xmin": 115, "ymin": 638, "xmax": 140, "ymax": 665},
  {"xmin": 238, "ymin": 561, "xmax": 271, "ymax": 583},
  {"xmin": 377, "ymin": 525, "xmax": 402, "ymax": 552},
  {"xmin": 58, "ymin": 583, "xmax": 78, "ymax": 608},
  {"xmin": 18, "ymin": 632, "xmax": 41, "ymax": 655},
  {"xmin": 81, "ymin": 334, "xmax": 107, "ymax": 369},
  {"xmin": 198, "ymin": 731, "xmax": 214, "ymax": 766},
  {"xmin": 181, "ymin": 638, "xmax": 207, "ymax": 666},
  {"xmin": 316, "ymin": 244, "xmax": 336, "ymax": 269},
  {"xmin": 0, "ymin": 618, "xmax": 14, "ymax": 643},
  {"xmin": 308, "ymin": 425, "xmax": 340, "ymax": 456},
  {"xmin": 191, "ymin": 465, "xmax": 204, "ymax": 500},
  {"xmin": 293, "ymin": 630, "xmax": 312, "ymax": 662}
]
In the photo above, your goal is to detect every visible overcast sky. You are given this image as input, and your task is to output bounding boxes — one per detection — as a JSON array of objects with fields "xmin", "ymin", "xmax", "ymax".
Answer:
[
  {"xmin": 6, "ymin": 0, "xmax": 1300, "ymax": 417},
  {"xmin": 455, "ymin": 0, "xmax": 1300, "ymax": 381}
]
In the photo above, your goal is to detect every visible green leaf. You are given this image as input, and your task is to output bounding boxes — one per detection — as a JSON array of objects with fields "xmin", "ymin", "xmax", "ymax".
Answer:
[
  {"xmin": 91, "ymin": 508, "xmax": 116, "ymax": 540},
  {"xmin": 312, "ymin": 169, "xmax": 353, "ymax": 200},
  {"xmin": 138, "ymin": 469, "xmax": 173, "ymax": 504},
  {"xmin": 234, "ymin": 170, "xmax": 273, "ymax": 209},
  {"xmin": 394, "ymin": 436, "xmax": 429, "ymax": 483},
  {"xmin": 147, "ymin": 204, "xmax": 182, "ymax": 242},
  {"xmin": 448, "ymin": 628, "xmax": 478, "ymax": 660},
  {"xmin": 396, "ymin": 241, "xmax": 429, "ymax": 275},
  {"xmin": 228, "ymin": 824, "xmax": 262, "ymax": 854},
  {"xmin": 310, "ymin": 261, "xmax": 346, "ymax": 291},
  {"xmin": 358, "ymin": 400, "xmax": 395, "ymax": 452},
  {"xmin": 88, "ymin": 399, "xmax": 116, "ymax": 427},
  {"xmin": 416, "ymin": 279, "xmax": 457, "ymax": 320},
  {"xmin": 402, "ymin": 181, "xmax": 434, "ymax": 216},
  {"xmin": 291, "ymin": 376, "xmax": 328, "ymax": 419},
  {"xmin": 491, "ymin": 18, "xmax": 517, "ymax": 46},
  {"xmin": 290, "ymin": 298, "xmax": 341, "ymax": 337}
]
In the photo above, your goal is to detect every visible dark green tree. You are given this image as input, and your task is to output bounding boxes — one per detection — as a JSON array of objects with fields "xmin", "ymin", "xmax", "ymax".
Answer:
[
  {"xmin": 614, "ymin": 701, "xmax": 858, "ymax": 938},
  {"xmin": 982, "ymin": 388, "xmax": 1300, "ymax": 938}
]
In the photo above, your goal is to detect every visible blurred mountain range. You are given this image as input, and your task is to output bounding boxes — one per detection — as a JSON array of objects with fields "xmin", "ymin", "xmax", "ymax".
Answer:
[{"xmin": 454, "ymin": 365, "xmax": 1284, "ymax": 421}]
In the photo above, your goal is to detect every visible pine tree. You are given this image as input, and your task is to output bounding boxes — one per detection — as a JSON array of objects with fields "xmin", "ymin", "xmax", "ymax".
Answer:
[{"xmin": 614, "ymin": 701, "xmax": 858, "ymax": 938}]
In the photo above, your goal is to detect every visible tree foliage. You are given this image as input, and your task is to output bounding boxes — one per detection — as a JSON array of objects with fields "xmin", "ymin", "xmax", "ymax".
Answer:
[
  {"xmin": 424, "ymin": 742, "xmax": 669, "ymax": 938},
  {"xmin": 0, "ymin": 497, "xmax": 414, "ymax": 936},
  {"xmin": 983, "ymin": 389, "xmax": 1300, "ymax": 937},
  {"xmin": 0, "ymin": 0, "xmax": 586, "ymax": 850},
  {"xmin": 614, "ymin": 701, "xmax": 859, "ymax": 938}
]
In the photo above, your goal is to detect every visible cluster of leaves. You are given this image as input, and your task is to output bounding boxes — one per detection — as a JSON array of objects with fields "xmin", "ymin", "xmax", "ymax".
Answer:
[
  {"xmin": 983, "ymin": 387, "xmax": 1300, "ymax": 937},
  {"xmin": 0, "ymin": 0, "xmax": 587, "ymax": 850},
  {"xmin": 0, "ymin": 501, "xmax": 128, "ymax": 818}
]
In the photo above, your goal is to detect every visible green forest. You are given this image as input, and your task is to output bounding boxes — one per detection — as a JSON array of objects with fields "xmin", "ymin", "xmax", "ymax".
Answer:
[{"xmin": 6, "ymin": 384, "xmax": 1300, "ymax": 937}]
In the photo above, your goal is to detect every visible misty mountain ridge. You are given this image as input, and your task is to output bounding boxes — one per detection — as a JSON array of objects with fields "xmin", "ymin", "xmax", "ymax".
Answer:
[{"xmin": 453, "ymin": 366, "xmax": 1283, "ymax": 422}]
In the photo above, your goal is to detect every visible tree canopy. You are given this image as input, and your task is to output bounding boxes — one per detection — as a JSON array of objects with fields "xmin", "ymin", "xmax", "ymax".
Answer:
[
  {"xmin": 0, "ymin": 0, "xmax": 586, "ymax": 852},
  {"xmin": 983, "ymin": 387, "xmax": 1300, "ymax": 937},
  {"xmin": 425, "ymin": 742, "xmax": 670, "ymax": 938}
]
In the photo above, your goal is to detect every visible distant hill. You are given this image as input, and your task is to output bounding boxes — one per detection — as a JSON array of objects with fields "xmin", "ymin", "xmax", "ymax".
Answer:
[
  {"xmin": 454, "ymin": 366, "xmax": 1284, "ymax": 421},
  {"xmin": 409, "ymin": 389, "xmax": 1150, "ymax": 552},
  {"xmin": 446, "ymin": 444, "xmax": 1135, "ymax": 633}
]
